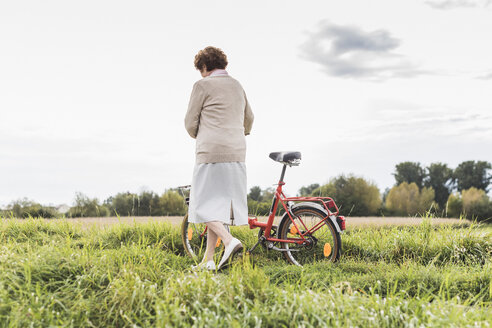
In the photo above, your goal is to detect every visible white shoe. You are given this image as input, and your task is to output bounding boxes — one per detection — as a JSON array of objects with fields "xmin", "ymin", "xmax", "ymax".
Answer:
[
  {"xmin": 218, "ymin": 238, "xmax": 243, "ymax": 270},
  {"xmin": 191, "ymin": 260, "xmax": 216, "ymax": 271}
]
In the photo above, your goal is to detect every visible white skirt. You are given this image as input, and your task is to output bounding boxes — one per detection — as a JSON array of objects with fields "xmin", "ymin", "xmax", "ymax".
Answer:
[{"xmin": 188, "ymin": 162, "xmax": 248, "ymax": 225}]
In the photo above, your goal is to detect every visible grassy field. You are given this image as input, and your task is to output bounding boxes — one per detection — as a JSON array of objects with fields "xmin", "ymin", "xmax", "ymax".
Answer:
[
  {"xmin": 0, "ymin": 217, "xmax": 490, "ymax": 327},
  {"xmin": 14, "ymin": 215, "xmax": 466, "ymax": 229}
]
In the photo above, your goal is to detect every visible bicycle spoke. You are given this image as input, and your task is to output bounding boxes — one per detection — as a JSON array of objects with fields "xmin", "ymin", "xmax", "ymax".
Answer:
[
  {"xmin": 182, "ymin": 216, "xmax": 228, "ymax": 260},
  {"xmin": 280, "ymin": 208, "xmax": 340, "ymax": 266}
]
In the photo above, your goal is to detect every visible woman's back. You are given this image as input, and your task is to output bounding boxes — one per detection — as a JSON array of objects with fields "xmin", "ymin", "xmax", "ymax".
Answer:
[{"xmin": 185, "ymin": 74, "xmax": 253, "ymax": 164}]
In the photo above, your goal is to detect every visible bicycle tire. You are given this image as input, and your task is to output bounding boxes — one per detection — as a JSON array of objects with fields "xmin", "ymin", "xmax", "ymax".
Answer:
[
  {"xmin": 181, "ymin": 214, "xmax": 228, "ymax": 260},
  {"xmin": 278, "ymin": 206, "xmax": 341, "ymax": 266}
]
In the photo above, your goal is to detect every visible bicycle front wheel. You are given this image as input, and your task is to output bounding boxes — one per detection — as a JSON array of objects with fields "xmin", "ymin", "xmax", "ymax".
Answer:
[
  {"xmin": 181, "ymin": 214, "xmax": 228, "ymax": 260},
  {"xmin": 279, "ymin": 206, "xmax": 341, "ymax": 266}
]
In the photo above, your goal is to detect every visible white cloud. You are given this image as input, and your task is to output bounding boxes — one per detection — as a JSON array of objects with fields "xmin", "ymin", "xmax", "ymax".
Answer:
[
  {"xmin": 425, "ymin": 0, "xmax": 492, "ymax": 9},
  {"xmin": 476, "ymin": 70, "xmax": 492, "ymax": 79},
  {"xmin": 350, "ymin": 105, "xmax": 492, "ymax": 142},
  {"xmin": 300, "ymin": 21, "xmax": 426, "ymax": 81}
]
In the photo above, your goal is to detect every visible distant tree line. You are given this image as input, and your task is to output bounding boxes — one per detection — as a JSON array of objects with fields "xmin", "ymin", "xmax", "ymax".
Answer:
[
  {"xmin": 2, "ymin": 189, "xmax": 187, "ymax": 219},
  {"xmin": 2, "ymin": 160, "xmax": 491, "ymax": 222},
  {"xmin": 386, "ymin": 160, "xmax": 492, "ymax": 221}
]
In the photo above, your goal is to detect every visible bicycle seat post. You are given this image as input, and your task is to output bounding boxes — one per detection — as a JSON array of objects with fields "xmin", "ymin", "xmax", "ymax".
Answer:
[{"xmin": 279, "ymin": 164, "xmax": 287, "ymax": 184}]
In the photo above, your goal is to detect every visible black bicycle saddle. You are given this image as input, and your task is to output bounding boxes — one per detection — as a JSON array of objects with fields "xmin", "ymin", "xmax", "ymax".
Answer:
[{"xmin": 269, "ymin": 151, "xmax": 302, "ymax": 164}]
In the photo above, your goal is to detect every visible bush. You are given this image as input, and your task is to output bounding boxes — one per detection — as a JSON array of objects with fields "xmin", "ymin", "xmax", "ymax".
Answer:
[
  {"xmin": 140, "ymin": 191, "xmax": 165, "ymax": 216},
  {"xmin": 104, "ymin": 190, "xmax": 186, "ymax": 217},
  {"xmin": 105, "ymin": 191, "xmax": 163, "ymax": 216},
  {"xmin": 67, "ymin": 192, "xmax": 109, "ymax": 218},
  {"xmin": 105, "ymin": 192, "xmax": 138, "ymax": 216},
  {"xmin": 446, "ymin": 187, "xmax": 492, "ymax": 222},
  {"xmin": 385, "ymin": 182, "xmax": 436, "ymax": 216},
  {"xmin": 4, "ymin": 198, "xmax": 58, "ymax": 218},
  {"xmin": 311, "ymin": 175, "xmax": 381, "ymax": 216},
  {"xmin": 462, "ymin": 187, "xmax": 490, "ymax": 216},
  {"xmin": 247, "ymin": 199, "xmax": 272, "ymax": 216},
  {"xmin": 446, "ymin": 192, "xmax": 462, "ymax": 218},
  {"xmin": 160, "ymin": 190, "xmax": 186, "ymax": 216},
  {"xmin": 298, "ymin": 183, "xmax": 320, "ymax": 197},
  {"xmin": 247, "ymin": 187, "xmax": 276, "ymax": 216}
]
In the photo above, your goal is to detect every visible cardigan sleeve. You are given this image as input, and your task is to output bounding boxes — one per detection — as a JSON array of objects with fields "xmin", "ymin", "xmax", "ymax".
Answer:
[
  {"xmin": 243, "ymin": 91, "xmax": 254, "ymax": 136},
  {"xmin": 184, "ymin": 82, "xmax": 206, "ymax": 139}
]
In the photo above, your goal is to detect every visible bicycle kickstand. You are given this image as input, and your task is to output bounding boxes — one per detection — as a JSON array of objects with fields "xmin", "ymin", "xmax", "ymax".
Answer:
[{"xmin": 247, "ymin": 236, "xmax": 265, "ymax": 254}]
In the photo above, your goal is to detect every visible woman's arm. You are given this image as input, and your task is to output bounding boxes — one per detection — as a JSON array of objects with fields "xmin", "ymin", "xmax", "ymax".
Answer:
[
  {"xmin": 244, "ymin": 92, "xmax": 254, "ymax": 136},
  {"xmin": 184, "ymin": 82, "xmax": 206, "ymax": 139}
]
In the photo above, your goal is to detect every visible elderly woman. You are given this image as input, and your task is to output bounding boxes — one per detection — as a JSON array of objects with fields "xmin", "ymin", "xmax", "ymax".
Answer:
[{"xmin": 185, "ymin": 46, "xmax": 254, "ymax": 270}]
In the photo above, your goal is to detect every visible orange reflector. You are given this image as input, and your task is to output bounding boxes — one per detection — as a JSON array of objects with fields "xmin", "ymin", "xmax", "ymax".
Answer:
[
  {"xmin": 323, "ymin": 243, "xmax": 332, "ymax": 257},
  {"xmin": 290, "ymin": 225, "xmax": 298, "ymax": 235},
  {"xmin": 187, "ymin": 228, "xmax": 193, "ymax": 240},
  {"xmin": 216, "ymin": 237, "xmax": 221, "ymax": 248}
]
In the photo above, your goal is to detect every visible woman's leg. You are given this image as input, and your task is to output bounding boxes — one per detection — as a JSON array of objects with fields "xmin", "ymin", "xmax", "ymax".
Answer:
[
  {"xmin": 205, "ymin": 221, "xmax": 234, "ymax": 246},
  {"xmin": 203, "ymin": 227, "xmax": 218, "ymax": 262}
]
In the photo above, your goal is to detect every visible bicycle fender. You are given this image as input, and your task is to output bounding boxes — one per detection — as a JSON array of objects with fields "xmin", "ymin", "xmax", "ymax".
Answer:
[{"xmin": 284, "ymin": 202, "xmax": 342, "ymax": 233}]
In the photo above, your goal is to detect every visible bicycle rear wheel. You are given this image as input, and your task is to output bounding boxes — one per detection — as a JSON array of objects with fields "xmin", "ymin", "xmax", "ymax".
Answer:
[
  {"xmin": 181, "ymin": 214, "xmax": 228, "ymax": 260},
  {"xmin": 279, "ymin": 206, "xmax": 341, "ymax": 266}
]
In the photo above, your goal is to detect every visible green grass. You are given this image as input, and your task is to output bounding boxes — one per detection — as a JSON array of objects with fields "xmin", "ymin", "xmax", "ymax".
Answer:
[{"xmin": 0, "ymin": 217, "xmax": 490, "ymax": 327}]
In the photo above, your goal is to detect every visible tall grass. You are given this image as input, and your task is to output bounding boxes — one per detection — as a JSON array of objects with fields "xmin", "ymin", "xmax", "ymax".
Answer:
[
  {"xmin": 342, "ymin": 219, "xmax": 491, "ymax": 265},
  {"xmin": 0, "ymin": 217, "xmax": 490, "ymax": 327}
]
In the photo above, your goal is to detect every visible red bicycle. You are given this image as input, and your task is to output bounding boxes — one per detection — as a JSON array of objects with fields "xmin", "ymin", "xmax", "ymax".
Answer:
[{"xmin": 180, "ymin": 151, "xmax": 346, "ymax": 266}]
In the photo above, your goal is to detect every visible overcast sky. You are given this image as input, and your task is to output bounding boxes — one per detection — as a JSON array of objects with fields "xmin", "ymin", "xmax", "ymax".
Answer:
[{"xmin": 1, "ymin": 0, "xmax": 491, "ymax": 207}]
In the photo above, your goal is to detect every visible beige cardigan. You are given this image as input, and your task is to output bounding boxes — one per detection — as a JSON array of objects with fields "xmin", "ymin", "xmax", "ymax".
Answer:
[{"xmin": 185, "ymin": 75, "xmax": 254, "ymax": 164}]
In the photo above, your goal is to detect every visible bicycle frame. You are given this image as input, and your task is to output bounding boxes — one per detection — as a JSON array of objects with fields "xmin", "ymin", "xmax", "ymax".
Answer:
[
  {"xmin": 248, "ymin": 164, "xmax": 340, "ymax": 245},
  {"xmin": 180, "ymin": 161, "xmax": 342, "ymax": 249}
]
